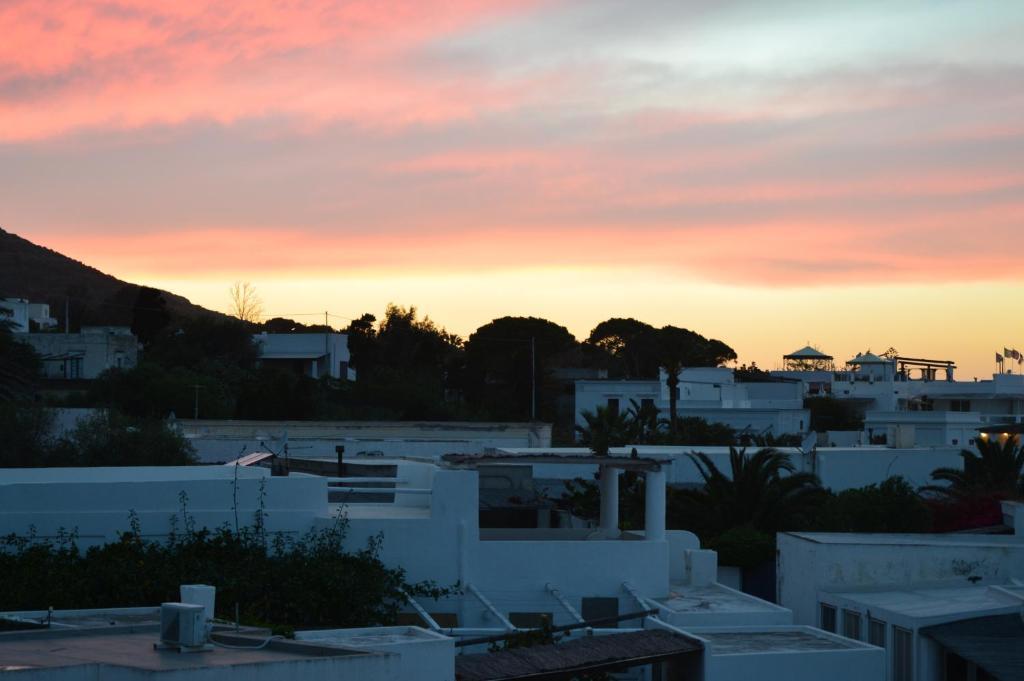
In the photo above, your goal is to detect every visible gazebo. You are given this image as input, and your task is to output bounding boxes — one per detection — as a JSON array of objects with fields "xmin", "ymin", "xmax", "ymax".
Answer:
[{"xmin": 782, "ymin": 345, "xmax": 834, "ymax": 372}]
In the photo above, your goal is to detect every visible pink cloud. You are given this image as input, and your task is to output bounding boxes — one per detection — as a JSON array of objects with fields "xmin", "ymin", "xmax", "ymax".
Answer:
[{"xmin": 0, "ymin": 0, "xmax": 552, "ymax": 140}]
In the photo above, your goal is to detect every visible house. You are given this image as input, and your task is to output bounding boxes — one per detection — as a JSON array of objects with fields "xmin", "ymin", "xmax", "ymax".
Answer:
[
  {"xmin": 575, "ymin": 367, "xmax": 810, "ymax": 439},
  {"xmin": 0, "ymin": 297, "xmax": 57, "ymax": 332},
  {"xmin": 777, "ymin": 531, "xmax": 1024, "ymax": 680},
  {"xmin": 255, "ymin": 332, "xmax": 355, "ymax": 380},
  {"xmin": 19, "ymin": 326, "xmax": 139, "ymax": 379},
  {"xmin": 774, "ymin": 346, "xmax": 1024, "ymax": 447}
]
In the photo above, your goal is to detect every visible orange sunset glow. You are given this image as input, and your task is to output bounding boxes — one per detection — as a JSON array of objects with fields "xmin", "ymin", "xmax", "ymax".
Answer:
[{"xmin": 4, "ymin": 0, "xmax": 1024, "ymax": 377}]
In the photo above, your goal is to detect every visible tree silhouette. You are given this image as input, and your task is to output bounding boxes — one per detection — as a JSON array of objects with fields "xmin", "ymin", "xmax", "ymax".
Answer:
[
  {"xmin": 642, "ymin": 326, "xmax": 737, "ymax": 436},
  {"xmin": 229, "ymin": 281, "xmax": 263, "ymax": 323},
  {"xmin": 922, "ymin": 438, "xmax": 1024, "ymax": 501},
  {"xmin": 675, "ymin": 447, "xmax": 825, "ymax": 535},
  {"xmin": 131, "ymin": 286, "xmax": 171, "ymax": 345}
]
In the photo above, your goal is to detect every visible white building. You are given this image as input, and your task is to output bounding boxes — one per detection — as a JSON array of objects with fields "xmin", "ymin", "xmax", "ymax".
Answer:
[
  {"xmin": 0, "ymin": 297, "xmax": 57, "ymax": 333},
  {"xmin": 173, "ymin": 418, "xmax": 552, "ymax": 463},
  {"xmin": 494, "ymin": 444, "xmax": 964, "ymax": 494},
  {"xmin": 19, "ymin": 326, "xmax": 139, "ymax": 379},
  {"xmin": 255, "ymin": 332, "xmax": 355, "ymax": 380},
  {"xmin": 777, "ymin": 531, "xmax": 1024, "ymax": 680},
  {"xmin": 0, "ymin": 458, "xmax": 884, "ymax": 680},
  {"xmin": 774, "ymin": 346, "xmax": 1024, "ymax": 447},
  {"xmin": 575, "ymin": 367, "xmax": 810, "ymax": 438}
]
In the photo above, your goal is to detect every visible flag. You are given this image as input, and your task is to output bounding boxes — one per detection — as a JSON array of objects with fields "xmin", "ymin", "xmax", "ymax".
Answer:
[
  {"xmin": 996, "ymin": 352, "xmax": 1004, "ymax": 363},
  {"xmin": 1005, "ymin": 347, "xmax": 1013, "ymax": 357},
  {"xmin": 1013, "ymin": 349, "xmax": 1022, "ymax": 360}
]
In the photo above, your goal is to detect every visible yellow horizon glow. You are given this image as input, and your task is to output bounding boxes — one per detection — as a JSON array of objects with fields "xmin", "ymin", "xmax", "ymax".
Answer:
[{"xmin": 128, "ymin": 266, "xmax": 1022, "ymax": 381}]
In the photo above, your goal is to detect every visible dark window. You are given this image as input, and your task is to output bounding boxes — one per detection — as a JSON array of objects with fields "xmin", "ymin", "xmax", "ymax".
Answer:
[
  {"xmin": 395, "ymin": 612, "xmax": 459, "ymax": 628},
  {"xmin": 607, "ymin": 398, "xmax": 619, "ymax": 416},
  {"xmin": 950, "ymin": 400, "xmax": 971, "ymax": 412},
  {"xmin": 868, "ymin": 618, "xmax": 886, "ymax": 648},
  {"xmin": 944, "ymin": 651, "xmax": 968, "ymax": 681},
  {"xmin": 508, "ymin": 612, "xmax": 552, "ymax": 629},
  {"xmin": 820, "ymin": 603, "xmax": 837, "ymax": 632},
  {"xmin": 842, "ymin": 609, "xmax": 861, "ymax": 640},
  {"xmin": 640, "ymin": 398, "xmax": 655, "ymax": 410},
  {"xmin": 892, "ymin": 626, "xmax": 912, "ymax": 681},
  {"xmin": 581, "ymin": 597, "xmax": 619, "ymax": 628}
]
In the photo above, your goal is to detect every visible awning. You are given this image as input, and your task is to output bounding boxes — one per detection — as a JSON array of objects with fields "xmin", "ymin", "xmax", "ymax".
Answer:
[
  {"xmin": 455, "ymin": 630, "xmax": 702, "ymax": 681},
  {"xmin": 921, "ymin": 614, "xmax": 1024, "ymax": 681}
]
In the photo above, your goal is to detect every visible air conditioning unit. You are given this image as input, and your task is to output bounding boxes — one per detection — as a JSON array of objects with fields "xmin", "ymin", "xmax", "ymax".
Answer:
[{"xmin": 157, "ymin": 603, "xmax": 211, "ymax": 652}]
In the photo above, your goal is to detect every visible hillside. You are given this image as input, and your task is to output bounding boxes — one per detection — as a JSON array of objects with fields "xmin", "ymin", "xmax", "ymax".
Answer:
[{"xmin": 0, "ymin": 227, "xmax": 224, "ymax": 328}]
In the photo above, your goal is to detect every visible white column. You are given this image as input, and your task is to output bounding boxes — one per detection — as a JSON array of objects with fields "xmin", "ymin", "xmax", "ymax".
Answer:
[
  {"xmin": 599, "ymin": 465, "xmax": 619, "ymax": 538},
  {"xmin": 645, "ymin": 469, "xmax": 666, "ymax": 541}
]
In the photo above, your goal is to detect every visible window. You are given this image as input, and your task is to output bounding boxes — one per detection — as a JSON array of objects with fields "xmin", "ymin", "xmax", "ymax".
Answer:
[
  {"xmin": 395, "ymin": 612, "xmax": 458, "ymax": 628},
  {"xmin": 508, "ymin": 612, "xmax": 552, "ymax": 629},
  {"xmin": 892, "ymin": 626, "xmax": 912, "ymax": 681},
  {"xmin": 842, "ymin": 609, "xmax": 861, "ymax": 640},
  {"xmin": 950, "ymin": 399, "xmax": 971, "ymax": 412},
  {"xmin": 868, "ymin": 618, "xmax": 886, "ymax": 648},
  {"xmin": 640, "ymin": 398, "xmax": 655, "ymax": 410},
  {"xmin": 607, "ymin": 398, "xmax": 619, "ymax": 416},
  {"xmin": 820, "ymin": 603, "xmax": 837, "ymax": 633},
  {"xmin": 581, "ymin": 597, "xmax": 619, "ymax": 628}
]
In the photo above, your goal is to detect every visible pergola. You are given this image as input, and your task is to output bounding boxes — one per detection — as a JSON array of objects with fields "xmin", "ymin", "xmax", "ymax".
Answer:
[
  {"xmin": 442, "ymin": 453, "xmax": 671, "ymax": 541},
  {"xmin": 782, "ymin": 345, "xmax": 834, "ymax": 371}
]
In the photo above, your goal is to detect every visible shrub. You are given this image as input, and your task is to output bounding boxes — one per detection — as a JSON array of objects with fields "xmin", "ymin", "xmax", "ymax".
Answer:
[{"xmin": 0, "ymin": 499, "xmax": 451, "ymax": 630}]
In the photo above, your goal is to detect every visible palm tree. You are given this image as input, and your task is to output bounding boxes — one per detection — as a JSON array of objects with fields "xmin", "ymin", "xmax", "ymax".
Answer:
[
  {"xmin": 922, "ymin": 438, "xmax": 1024, "ymax": 501},
  {"xmin": 575, "ymin": 405, "xmax": 633, "ymax": 456},
  {"xmin": 642, "ymin": 326, "xmax": 736, "ymax": 439},
  {"xmin": 625, "ymin": 398, "xmax": 662, "ymax": 444},
  {"xmin": 676, "ymin": 447, "xmax": 825, "ymax": 534}
]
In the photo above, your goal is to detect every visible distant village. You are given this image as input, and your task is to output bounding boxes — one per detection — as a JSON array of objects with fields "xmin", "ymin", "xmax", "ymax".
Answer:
[{"xmin": 2, "ymin": 292, "xmax": 1023, "ymax": 681}]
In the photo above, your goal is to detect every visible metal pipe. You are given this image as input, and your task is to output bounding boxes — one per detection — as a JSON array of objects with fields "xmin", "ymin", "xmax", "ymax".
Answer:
[
  {"xmin": 466, "ymin": 584, "xmax": 516, "ymax": 631},
  {"xmin": 545, "ymin": 583, "xmax": 584, "ymax": 623},
  {"xmin": 623, "ymin": 582, "xmax": 663, "ymax": 614},
  {"xmin": 399, "ymin": 589, "xmax": 441, "ymax": 632}
]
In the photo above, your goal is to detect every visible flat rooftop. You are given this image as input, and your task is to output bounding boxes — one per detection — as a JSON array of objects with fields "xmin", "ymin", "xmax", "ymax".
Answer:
[
  {"xmin": 0, "ymin": 628, "xmax": 371, "ymax": 672},
  {"xmin": 1, "ymin": 607, "xmax": 160, "ymax": 630},
  {"xmin": 298, "ymin": 625, "xmax": 444, "ymax": 648},
  {"xmin": 658, "ymin": 584, "xmax": 785, "ymax": 616},
  {"xmin": 785, "ymin": 532, "xmax": 1024, "ymax": 548},
  {"xmin": 692, "ymin": 628, "xmax": 867, "ymax": 655},
  {"xmin": 830, "ymin": 584, "xmax": 1024, "ymax": 619}
]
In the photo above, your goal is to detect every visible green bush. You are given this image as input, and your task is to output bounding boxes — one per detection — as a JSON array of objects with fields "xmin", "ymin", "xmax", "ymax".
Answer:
[
  {"xmin": 814, "ymin": 477, "xmax": 932, "ymax": 533},
  {"xmin": 0, "ymin": 497, "xmax": 451, "ymax": 630}
]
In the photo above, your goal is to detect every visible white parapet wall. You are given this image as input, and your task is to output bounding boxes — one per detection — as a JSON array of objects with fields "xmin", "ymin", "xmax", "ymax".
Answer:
[
  {"xmin": 688, "ymin": 625, "xmax": 885, "ymax": 681},
  {"xmin": 0, "ymin": 466, "xmax": 328, "ymax": 546},
  {"xmin": 175, "ymin": 419, "xmax": 553, "ymax": 463}
]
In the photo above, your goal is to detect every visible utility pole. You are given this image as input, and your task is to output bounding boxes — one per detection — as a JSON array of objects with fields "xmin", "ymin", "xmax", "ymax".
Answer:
[
  {"xmin": 191, "ymin": 384, "xmax": 205, "ymax": 419},
  {"xmin": 64, "ymin": 297, "xmax": 69, "ymax": 335},
  {"xmin": 530, "ymin": 336, "xmax": 536, "ymax": 421}
]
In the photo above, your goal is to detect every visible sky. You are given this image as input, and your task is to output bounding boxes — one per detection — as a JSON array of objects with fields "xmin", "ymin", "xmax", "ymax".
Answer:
[{"xmin": 3, "ymin": 0, "xmax": 1024, "ymax": 378}]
